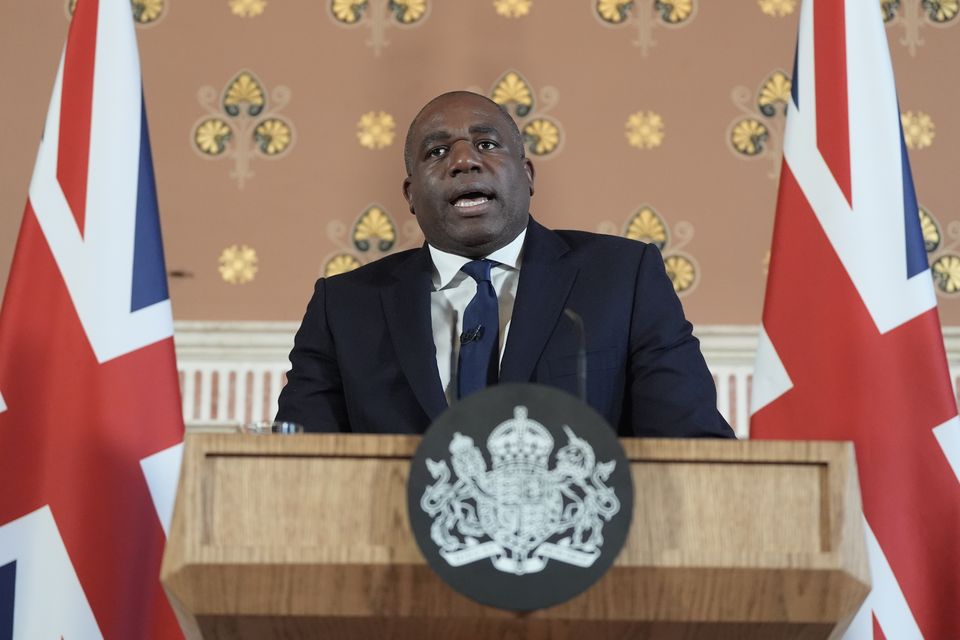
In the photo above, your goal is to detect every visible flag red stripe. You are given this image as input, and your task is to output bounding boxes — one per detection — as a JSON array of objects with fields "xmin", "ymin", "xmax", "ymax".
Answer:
[
  {"xmin": 57, "ymin": 0, "xmax": 99, "ymax": 237},
  {"xmin": 873, "ymin": 615, "xmax": 887, "ymax": 640},
  {"xmin": 0, "ymin": 207, "xmax": 182, "ymax": 638},
  {"xmin": 813, "ymin": 0, "xmax": 852, "ymax": 206},
  {"xmin": 753, "ymin": 164, "xmax": 960, "ymax": 638}
]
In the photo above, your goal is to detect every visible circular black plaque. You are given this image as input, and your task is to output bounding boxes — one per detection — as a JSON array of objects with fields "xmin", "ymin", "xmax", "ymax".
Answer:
[{"xmin": 407, "ymin": 383, "xmax": 634, "ymax": 611}]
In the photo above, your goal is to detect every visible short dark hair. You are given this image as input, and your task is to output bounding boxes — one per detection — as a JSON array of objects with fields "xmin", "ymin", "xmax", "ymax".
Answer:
[{"xmin": 403, "ymin": 91, "xmax": 526, "ymax": 176}]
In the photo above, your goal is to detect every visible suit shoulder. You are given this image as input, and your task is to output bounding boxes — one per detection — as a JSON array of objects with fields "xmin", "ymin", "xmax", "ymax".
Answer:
[{"xmin": 552, "ymin": 229, "xmax": 651, "ymax": 257}]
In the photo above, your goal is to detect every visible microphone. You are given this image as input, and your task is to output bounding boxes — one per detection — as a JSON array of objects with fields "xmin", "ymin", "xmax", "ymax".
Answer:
[
  {"xmin": 563, "ymin": 308, "xmax": 587, "ymax": 404},
  {"xmin": 460, "ymin": 324, "xmax": 485, "ymax": 344}
]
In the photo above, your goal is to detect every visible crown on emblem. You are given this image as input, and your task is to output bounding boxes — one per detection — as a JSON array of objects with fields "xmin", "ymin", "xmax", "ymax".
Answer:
[{"xmin": 486, "ymin": 406, "xmax": 554, "ymax": 470}]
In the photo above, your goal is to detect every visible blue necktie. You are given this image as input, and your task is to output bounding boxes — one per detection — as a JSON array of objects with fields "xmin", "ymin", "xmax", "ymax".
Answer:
[{"xmin": 458, "ymin": 259, "xmax": 499, "ymax": 399}]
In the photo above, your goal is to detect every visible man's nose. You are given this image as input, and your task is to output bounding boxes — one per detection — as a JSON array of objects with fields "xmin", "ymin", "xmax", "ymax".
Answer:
[{"xmin": 448, "ymin": 140, "xmax": 482, "ymax": 175}]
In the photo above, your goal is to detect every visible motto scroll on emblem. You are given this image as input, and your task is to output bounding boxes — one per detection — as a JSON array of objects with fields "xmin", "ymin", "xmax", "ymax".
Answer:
[{"xmin": 420, "ymin": 406, "xmax": 621, "ymax": 575}]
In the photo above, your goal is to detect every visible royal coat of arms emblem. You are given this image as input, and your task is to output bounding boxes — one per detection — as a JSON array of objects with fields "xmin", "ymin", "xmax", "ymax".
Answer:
[{"xmin": 419, "ymin": 406, "xmax": 621, "ymax": 576}]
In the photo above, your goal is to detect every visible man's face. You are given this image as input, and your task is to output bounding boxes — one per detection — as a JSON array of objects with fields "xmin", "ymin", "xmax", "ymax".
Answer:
[{"xmin": 402, "ymin": 93, "xmax": 535, "ymax": 258}]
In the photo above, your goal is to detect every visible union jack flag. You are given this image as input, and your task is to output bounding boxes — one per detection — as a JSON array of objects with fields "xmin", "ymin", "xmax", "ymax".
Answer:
[
  {"xmin": 0, "ymin": 0, "xmax": 184, "ymax": 637},
  {"xmin": 750, "ymin": 1, "xmax": 960, "ymax": 638}
]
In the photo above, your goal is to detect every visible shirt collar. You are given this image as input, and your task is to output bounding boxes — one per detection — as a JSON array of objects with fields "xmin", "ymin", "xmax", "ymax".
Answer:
[{"xmin": 428, "ymin": 227, "xmax": 527, "ymax": 290}]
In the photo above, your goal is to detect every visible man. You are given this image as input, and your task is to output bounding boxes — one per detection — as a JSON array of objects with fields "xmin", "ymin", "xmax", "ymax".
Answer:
[{"xmin": 277, "ymin": 91, "xmax": 733, "ymax": 438}]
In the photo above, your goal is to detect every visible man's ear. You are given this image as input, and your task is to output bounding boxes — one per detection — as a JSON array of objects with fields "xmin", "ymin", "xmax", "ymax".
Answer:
[
  {"xmin": 524, "ymin": 158, "xmax": 536, "ymax": 197},
  {"xmin": 402, "ymin": 177, "xmax": 415, "ymax": 214}
]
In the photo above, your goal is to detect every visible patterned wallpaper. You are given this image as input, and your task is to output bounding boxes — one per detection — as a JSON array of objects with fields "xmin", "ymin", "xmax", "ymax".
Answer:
[{"xmin": 0, "ymin": 0, "xmax": 957, "ymax": 324}]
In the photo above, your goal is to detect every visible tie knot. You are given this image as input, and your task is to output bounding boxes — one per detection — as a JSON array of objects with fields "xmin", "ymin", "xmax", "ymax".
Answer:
[{"xmin": 461, "ymin": 259, "xmax": 495, "ymax": 283}]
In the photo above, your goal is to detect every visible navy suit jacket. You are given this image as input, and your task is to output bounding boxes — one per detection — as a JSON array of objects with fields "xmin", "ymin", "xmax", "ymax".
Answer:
[{"xmin": 276, "ymin": 218, "xmax": 733, "ymax": 438}]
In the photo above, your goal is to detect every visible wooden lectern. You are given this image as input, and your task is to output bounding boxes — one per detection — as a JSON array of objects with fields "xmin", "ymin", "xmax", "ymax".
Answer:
[{"xmin": 160, "ymin": 434, "xmax": 870, "ymax": 639}]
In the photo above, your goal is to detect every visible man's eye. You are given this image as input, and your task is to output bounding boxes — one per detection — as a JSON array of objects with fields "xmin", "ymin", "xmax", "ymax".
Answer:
[
  {"xmin": 477, "ymin": 141, "xmax": 498, "ymax": 151},
  {"xmin": 427, "ymin": 147, "xmax": 447, "ymax": 158}
]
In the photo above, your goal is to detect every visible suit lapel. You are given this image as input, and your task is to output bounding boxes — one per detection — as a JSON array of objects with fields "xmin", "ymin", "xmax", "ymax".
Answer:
[
  {"xmin": 381, "ymin": 247, "xmax": 448, "ymax": 421},
  {"xmin": 500, "ymin": 219, "xmax": 578, "ymax": 383}
]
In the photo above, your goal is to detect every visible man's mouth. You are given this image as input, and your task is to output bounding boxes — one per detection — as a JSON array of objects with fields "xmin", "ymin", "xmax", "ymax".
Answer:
[
  {"xmin": 455, "ymin": 196, "xmax": 489, "ymax": 208},
  {"xmin": 451, "ymin": 191, "xmax": 494, "ymax": 210}
]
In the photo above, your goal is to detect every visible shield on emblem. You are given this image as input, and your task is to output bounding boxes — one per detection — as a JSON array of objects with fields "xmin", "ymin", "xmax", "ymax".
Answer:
[{"xmin": 484, "ymin": 470, "xmax": 560, "ymax": 553}]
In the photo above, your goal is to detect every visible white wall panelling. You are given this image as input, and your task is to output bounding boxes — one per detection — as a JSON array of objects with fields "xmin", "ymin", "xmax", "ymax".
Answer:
[{"xmin": 175, "ymin": 322, "xmax": 960, "ymax": 437}]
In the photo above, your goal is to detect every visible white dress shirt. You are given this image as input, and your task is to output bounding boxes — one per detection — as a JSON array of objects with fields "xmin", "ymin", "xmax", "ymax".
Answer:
[{"xmin": 428, "ymin": 229, "xmax": 526, "ymax": 403}]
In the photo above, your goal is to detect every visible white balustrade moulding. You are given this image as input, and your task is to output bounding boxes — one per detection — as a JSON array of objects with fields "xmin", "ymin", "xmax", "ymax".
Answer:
[{"xmin": 174, "ymin": 322, "xmax": 960, "ymax": 439}]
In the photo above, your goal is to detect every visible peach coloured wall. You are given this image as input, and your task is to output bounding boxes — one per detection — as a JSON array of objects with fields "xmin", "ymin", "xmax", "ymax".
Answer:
[{"xmin": 1, "ymin": 0, "xmax": 957, "ymax": 325}]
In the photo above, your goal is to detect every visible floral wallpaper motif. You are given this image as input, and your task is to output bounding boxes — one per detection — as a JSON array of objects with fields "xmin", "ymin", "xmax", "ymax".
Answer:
[
  {"xmin": 921, "ymin": 206, "xmax": 960, "ymax": 296},
  {"xmin": 192, "ymin": 71, "xmax": 294, "ymax": 188},
  {"xmin": 728, "ymin": 69, "xmax": 791, "ymax": 179},
  {"xmin": 323, "ymin": 204, "xmax": 421, "ymax": 277},
  {"xmin": 757, "ymin": 0, "xmax": 796, "ymax": 17},
  {"xmin": 485, "ymin": 70, "xmax": 563, "ymax": 158},
  {"xmin": 600, "ymin": 205, "xmax": 700, "ymax": 296},
  {"xmin": 625, "ymin": 111, "xmax": 665, "ymax": 150},
  {"xmin": 329, "ymin": 0, "xmax": 430, "ymax": 56},
  {"xmin": 883, "ymin": 0, "xmax": 958, "ymax": 56},
  {"xmin": 229, "ymin": 0, "xmax": 266, "ymax": 17},
  {"xmin": 219, "ymin": 244, "xmax": 259, "ymax": 284},
  {"xmin": 494, "ymin": 0, "xmax": 532, "ymax": 18},
  {"xmin": 594, "ymin": 0, "xmax": 697, "ymax": 56},
  {"xmin": 902, "ymin": 110, "xmax": 936, "ymax": 149},
  {"xmin": 357, "ymin": 111, "xmax": 396, "ymax": 150}
]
